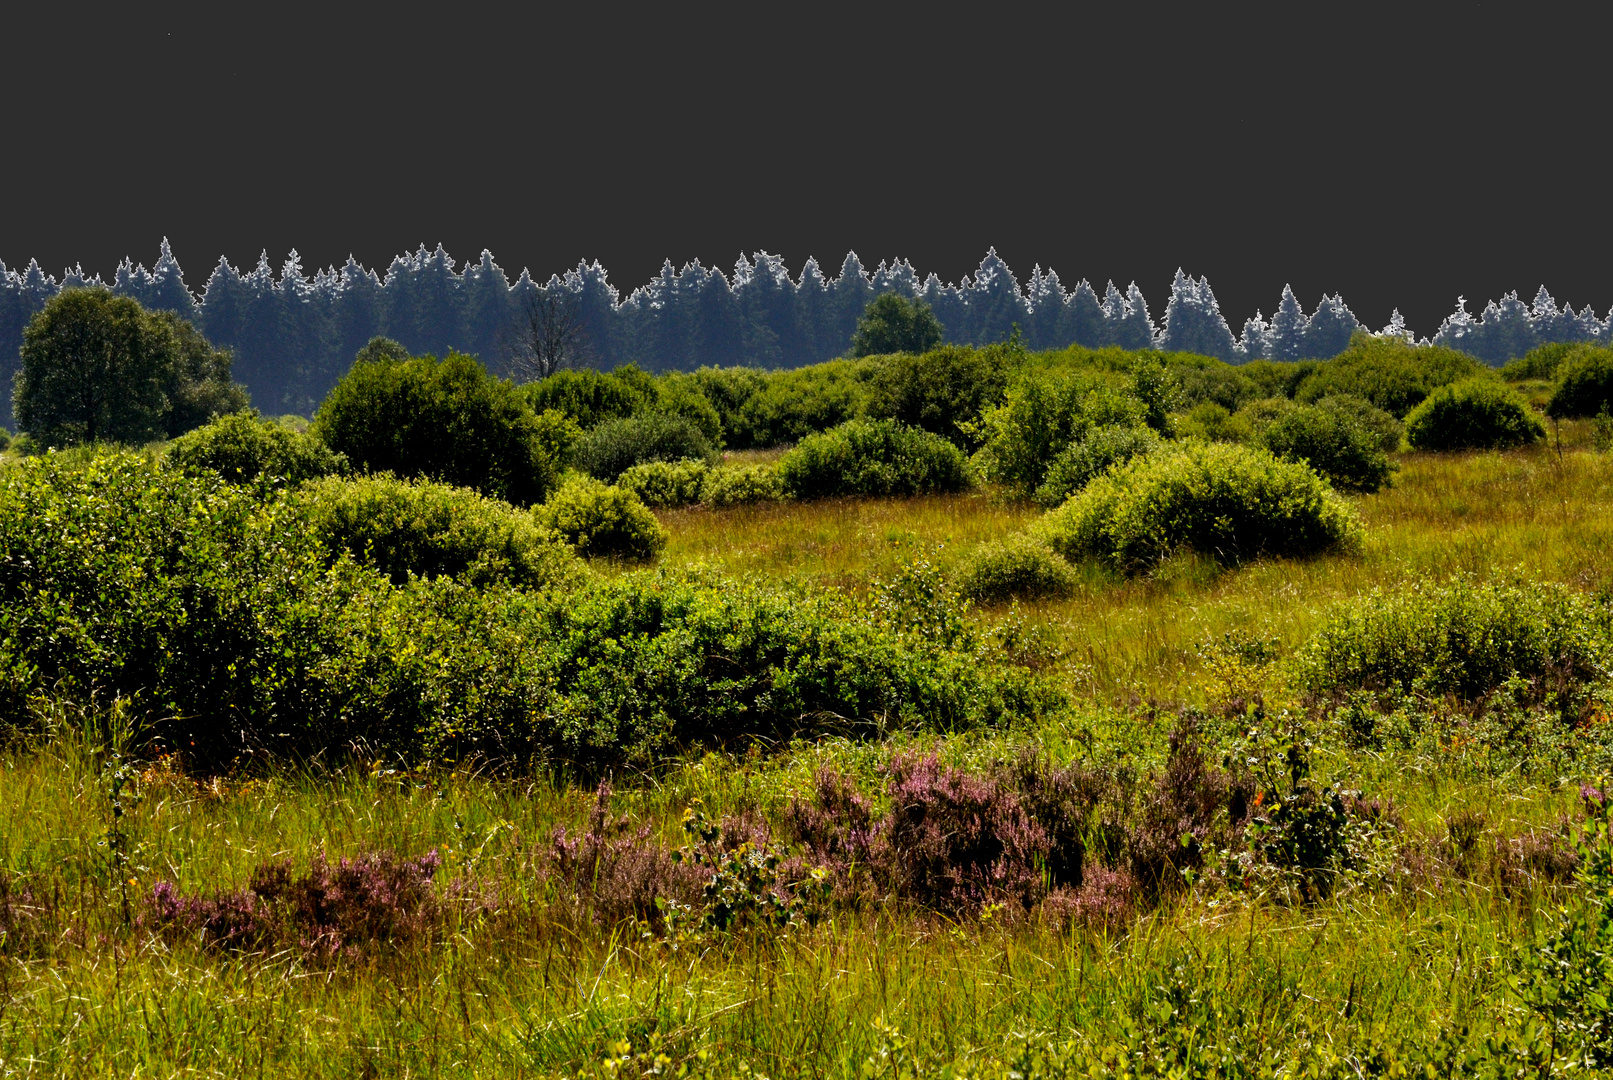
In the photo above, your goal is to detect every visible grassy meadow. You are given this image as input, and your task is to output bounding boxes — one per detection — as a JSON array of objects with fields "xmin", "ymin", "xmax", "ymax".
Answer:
[{"xmin": 3, "ymin": 431, "xmax": 1612, "ymax": 1078}]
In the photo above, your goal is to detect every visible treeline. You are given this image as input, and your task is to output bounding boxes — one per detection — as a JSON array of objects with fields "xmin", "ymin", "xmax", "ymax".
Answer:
[{"xmin": 3, "ymin": 242, "xmax": 1610, "ymax": 425}]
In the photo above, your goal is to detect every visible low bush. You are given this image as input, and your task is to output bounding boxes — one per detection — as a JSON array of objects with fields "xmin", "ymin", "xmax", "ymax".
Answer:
[
  {"xmin": 520, "ymin": 366, "xmax": 649, "ymax": 429},
  {"xmin": 777, "ymin": 418, "xmax": 972, "ymax": 500},
  {"xmin": 956, "ymin": 534, "xmax": 1080, "ymax": 603},
  {"xmin": 1035, "ymin": 441, "xmax": 1362, "ymax": 572},
  {"xmin": 1295, "ymin": 337, "xmax": 1482, "ymax": 417},
  {"xmin": 701, "ymin": 464, "xmax": 786, "ymax": 508},
  {"xmin": 313, "ymin": 351, "xmax": 571, "ymax": 506},
  {"xmin": 1503, "ymin": 341, "xmax": 1586, "ymax": 383},
  {"xmin": 972, "ymin": 373, "xmax": 1146, "ymax": 498},
  {"xmin": 167, "ymin": 411, "xmax": 349, "ymax": 486},
  {"xmin": 1297, "ymin": 576, "xmax": 1613, "ymax": 709},
  {"xmin": 1404, "ymin": 377, "xmax": 1546, "ymax": 450},
  {"xmin": 1240, "ymin": 359, "xmax": 1318, "ymax": 400},
  {"xmin": 0, "ymin": 428, "xmax": 11, "ymax": 452},
  {"xmin": 572, "ymin": 412, "xmax": 717, "ymax": 482},
  {"xmin": 1312, "ymin": 393, "xmax": 1403, "ymax": 453},
  {"xmin": 863, "ymin": 344, "xmax": 1010, "ymax": 448},
  {"xmin": 1546, "ymin": 345, "xmax": 1613, "ymax": 418},
  {"xmin": 617, "ymin": 459, "xmax": 710, "ymax": 508},
  {"xmin": 1034, "ymin": 425, "xmax": 1159, "ymax": 507},
  {"xmin": 538, "ymin": 478, "xmax": 668, "ymax": 560},
  {"xmin": 1175, "ymin": 362, "xmax": 1259, "ymax": 412},
  {"xmin": 1173, "ymin": 402, "xmax": 1239, "ymax": 442},
  {"xmin": 1257, "ymin": 402, "xmax": 1395, "ymax": 493},
  {"xmin": 294, "ymin": 474, "xmax": 580, "ymax": 589},
  {"xmin": 729, "ymin": 361, "xmax": 869, "ymax": 449},
  {"xmin": 1230, "ymin": 396, "xmax": 1298, "ymax": 436}
]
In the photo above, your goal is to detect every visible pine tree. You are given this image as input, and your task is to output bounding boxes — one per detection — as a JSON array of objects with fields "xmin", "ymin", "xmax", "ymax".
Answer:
[
  {"xmin": 565, "ymin": 260, "xmax": 620, "ymax": 368},
  {"xmin": 1378, "ymin": 309, "xmax": 1415, "ymax": 343},
  {"xmin": 461, "ymin": 249, "xmax": 512, "ymax": 362},
  {"xmin": 1432, "ymin": 297, "xmax": 1478, "ymax": 355},
  {"xmin": 962, "ymin": 248, "xmax": 1028, "ymax": 345},
  {"xmin": 796, "ymin": 257, "xmax": 834, "ymax": 362},
  {"xmin": 112, "ymin": 257, "xmax": 157, "ymax": 310},
  {"xmin": 1468, "ymin": 291, "xmax": 1533, "ymax": 364},
  {"xmin": 919, "ymin": 272, "xmax": 964, "ymax": 344},
  {"xmin": 1114, "ymin": 283, "xmax": 1156, "ymax": 350},
  {"xmin": 1064, "ymin": 279, "xmax": 1109, "ymax": 348},
  {"xmin": 0, "ymin": 262, "xmax": 24, "ymax": 429},
  {"xmin": 737, "ymin": 251, "xmax": 799, "ymax": 366},
  {"xmin": 829, "ymin": 253, "xmax": 875, "ymax": 354},
  {"xmin": 1302, "ymin": 294, "xmax": 1359, "ymax": 359},
  {"xmin": 1025, "ymin": 266, "xmax": 1067, "ymax": 350},
  {"xmin": 148, "ymin": 238, "xmax": 200, "ymax": 321},
  {"xmin": 332, "ymin": 257, "xmax": 383, "ymax": 373},
  {"xmin": 1159, "ymin": 269, "xmax": 1238, "ymax": 360},
  {"xmin": 1268, "ymin": 285, "xmax": 1309, "ymax": 361},
  {"xmin": 1240, "ymin": 311, "xmax": 1270, "ymax": 360}
]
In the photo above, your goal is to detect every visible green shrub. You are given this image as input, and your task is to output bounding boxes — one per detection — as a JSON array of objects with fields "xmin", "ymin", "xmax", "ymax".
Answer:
[
  {"xmin": 729, "ymin": 361, "xmax": 870, "ymax": 449},
  {"xmin": 1312, "ymin": 393, "xmax": 1404, "ymax": 453},
  {"xmin": 863, "ymin": 344, "xmax": 1009, "ymax": 448},
  {"xmin": 956, "ymin": 534, "xmax": 1080, "ymax": 603},
  {"xmin": 0, "ymin": 428, "xmax": 11, "ymax": 452},
  {"xmin": 1298, "ymin": 576, "xmax": 1613, "ymax": 706},
  {"xmin": 294, "ymin": 474, "xmax": 580, "ymax": 589},
  {"xmin": 1035, "ymin": 441, "xmax": 1362, "ymax": 572},
  {"xmin": 1546, "ymin": 345, "xmax": 1613, "ymax": 418},
  {"xmin": 777, "ymin": 419, "xmax": 973, "ymax": 500},
  {"xmin": 1174, "ymin": 402, "xmax": 1239, "ymax": 442},
  {"xmin": 1230, "ymin": 396, "xmax": 1299, "ymax": 436},
  {"xmin": 689, "ymin": 366, "xmax": 767, "ymax": 442},
  {"xmin": 973, "ymin": 372, "xmax": 1146, "ymax": 498},
  {"xmin": 539, "ymin": 478, "xmax": 668, "ymax": 560},
  {"xmin": 654, "ymin": 372, "xmax": 724, "ymax": 445},
  {"xmin": 1295, "ymin": 338, "xmax": 1482, "ymax": 417},
  {"xmin": 850, "ymin": 293, "xmax": 945, "ymax": 357},
  {"xmin": 572, "ymin": 411, "xmax": 718, "ymax": 482},
  {"xmin": 1257, "ymin": 403, "xmax": 1395, "ymax": 493},
  {"xmin": 1503, "ymin": 341, "xmax": 1586, "ymax": 383},
  {"xmin": 1404, "ymin": 377, "xmax": 1546, "ymax": 450},
  {"xmin": 313, "ymin": 351, "xmax": 569, "ymax": 505},
  {"xmin": 1240, "ymin": 360, "xmax": 1318, "ymax": 400},
  {"xmin": 1034, "ymin": 425, "xmax": 1159, "ymax": 508},
  {"xmin": 617, "ymin": 459, "xmax": 711, "ymax": 507},
  {"xmin": 520, "ymin": 366, "xmax": 649, "ymax": 429},
  {"xmin": 167, "ymin": 411, "xmax": 349, "ymax": 486},
  {"xmin": 701, "ymin": 464, "xmax": 786, "ymax": 508},
  {"xmin": 1176, "ymin": 362, "xmax": 1259, "ymax": 412}
]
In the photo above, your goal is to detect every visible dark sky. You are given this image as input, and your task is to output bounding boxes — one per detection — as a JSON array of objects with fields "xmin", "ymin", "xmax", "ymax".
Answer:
[{"xmin": 4, "ymin": 5, "xmax": 1608, "ymax": 340}]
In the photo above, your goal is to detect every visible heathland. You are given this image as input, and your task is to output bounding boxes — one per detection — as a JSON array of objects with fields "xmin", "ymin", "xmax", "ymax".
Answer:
[{"xmin": 4, "ymin": 298, "xmax": 1613, "ymax": 1077}]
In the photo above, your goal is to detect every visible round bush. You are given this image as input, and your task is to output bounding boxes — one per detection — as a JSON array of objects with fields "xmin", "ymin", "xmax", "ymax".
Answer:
[
  {"xmin": 617, "ymin": 459, "xmax": 710, "ymax": 508},
  {"xmin": 1034, "ymin": 441, "xmax": 1362, "ymax": 573},
  {"xmin": 539, "ymin": 478, "xmax": 668, "ymax": 560},
  {"xmin": 701, "ymin": 464, "xmax": 786, "ymax": 508},
  {"xmin": 295, "ymin": 474, "xmax": 580, "ymax": 590},
  {"xmin": 1404, "ymin": 377, "xmax": 1545, "ymax": 451},
  {"xmin": 167, "ymin": 411, "xmax": 349, "ymax": 486},
  {"xmin": 956, "ymin": 534, "xmax": 1080, "ymax": 603},
  {"xmin": 1502, "ymin": 342, "xmax": 1585, "ymax": 383},
  {"xmin": 1294, "ymin": 338, "xmax": 1481, "ymax": 418},
  {"xmin": 1311, "ymin": 394, "xmax": 1403, "ymax": 454},
  {"xmin": 1257, "ymin": 403, "xmax": 1394, "ymax": 493},
  {"xmin": 1034, "ymin": 425, "xmax": 1159, "ymax": 508},
  {"xmin": 1545, "ymin": 345, "xmax": 1613, "ymax": 418},
  {"xmin": 776, "ymin": 419, "xmax": 973, "ymax": 500},
  {"xmin": 573, "ymin": 412, "xmax": 717, "ymax": 482}
]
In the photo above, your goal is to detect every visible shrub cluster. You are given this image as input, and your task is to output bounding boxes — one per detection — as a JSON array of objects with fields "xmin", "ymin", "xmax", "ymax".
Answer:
[
  {"xmin": 1035, "ymin": 441, "xmax": 1362, "ymax": 572},
  {"xmin": 616, "ymin": 459, "xmax": 710, "ymax": 508},
  {"xmin": 1034, "ymin": 424, "xmax": 1159, "ymax": 507},
  {"xmin": 1546, "ymin": 345, "xmax": 1613, "ymax": 418},
  {"xmin": 294, "ymin": 474, "xmax": 580, "ymax": 589},
  {"xmin": 1256, "ymin": 400, "xmax": 1395, "ymax": 493},
  {"xmin": 973, "ymin": 371, "xmax": 1147, "ymax": 498},
  {"xmin": 538, "ymin": 478, "xmax": 669, "ymax": 560},
  {"xmin": 956, "ymin": 535, "xmax": 1080, "ymax": 603},
  {"xmin": 777, "ymin": 418, "xmax": 972, "ymax": 499},
  {"xmin": 1404, "ymin": 377, "xmax": 1545, "ymax": 451},
  {"xmin": 572, "ymin": 412, "xmax": 717, "ymax": 482},
  {"xmin": 1293, "ymin": 337, "xmax": 1481, "ymax": 418},
  {"xmin": 700, "ymin": 463, "xmax": 786, "ymax": 507},
  {"xmin": 166, "ymin": 411, "xmax": 349, "ymax": 487},
  {"xmin": 862, "ymin": 344, "xmax": 1010, "ymax": 447}
]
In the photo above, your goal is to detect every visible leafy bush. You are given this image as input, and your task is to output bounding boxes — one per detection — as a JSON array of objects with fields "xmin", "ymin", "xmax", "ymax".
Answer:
[
  {"xmin": 1173, "ymin": 402, "xmax": 1240, "ymax": 442},
  {"xmin": 729, "ymin": 361, "xmax": 869, "ymax": 449},
  {"xmin": 1240, "ymin": 359, "xmax": 1318, "ymax": 400},
  {"xmin": 167, "ymin": 411, "xmax": 349, "ymax": 486},
  {"xmin": 1295, "ymin": 338, "xmax": 1482, "ymax": 417},
  {"xmin": 294, "ymin": 474, "xmax": 580, "ymax": 589},
  {"xmin": 520, "ymin": 366, "xmax": 648, "ymax": 429},
  {"xmin": 1257, "ymin": 402, "xmax": 1395, "ymax": 493},
  {"xmin": 956, "ymin": 534, "xmax": 1080, "ymax": 603},
  {"xmin": 539, "ymin": 478, "xmax": 668, "ymax": 560},
  {"xmin": 652, "ymin": 372, "xmax": 724, "ymax": 445},
  {"xmin": 0, "ymin": 427, "xmax": 12, "ymax": 452},
  {"xmin": 1503, "ymin": 341, "xmax": 1586, "ymax": 383},
  {"xmin": 1404, "ymin": 377, "xmax": 1546, "ymax": 450},
  {"xmin": 1312, "ymin": 393, "xmax": 1403, "ymax": 453},
  {"xmin": 572, "ymin": 411, "xmax": 717, "ymax": 482},
  {"xmin": 863, "ymin": 344, "xmax": 1009, "ymax": 448},
  {"xmin": 1299, "ymin": 576, "xmax": 1613, "ymax": 708},
  {"xmin": 313, "ymin": 351, "xmax": 571, "ymax": 505},
  {"xmin": 1035, "ymin": 441, "xmax": 1363, "ymax": 572},
  {"xmin": 701, "ymin": 464, "xmax": 786, "ymax": 508},
  {"xmin": 617, "ymin": 459, "xmax": 710, "ymax": 508},
  {"xmin": 1034, "ymin": 425, "xmax": 1159, "ymax": 507},
  {"xmin": 1175, "ymin": 361, "xmax": 1259, "ymax": 412},
  {"xmin": 973, "ymin": 372, "xmax": 1146, "ymax": 498},
  {"xmin": 1546, "ymin": 345, "xmax": 1613, "ymax": 418},
  {"xmin": 689, "ymin": 366, "xmax": 767, "ymax": 442},
  {"xmin": 777, "ymin": 418, "xmax": 972, "ymax": 500},
  {"xmin": 850, "ymin": 294, "xmax": 945, "ymax": 357}
]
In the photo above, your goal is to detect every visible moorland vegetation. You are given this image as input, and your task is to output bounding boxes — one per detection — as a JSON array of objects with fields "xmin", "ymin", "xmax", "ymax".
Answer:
[{"xmin": 3, "ymin": 289, "xmax": 1613, "ymax": 1076}]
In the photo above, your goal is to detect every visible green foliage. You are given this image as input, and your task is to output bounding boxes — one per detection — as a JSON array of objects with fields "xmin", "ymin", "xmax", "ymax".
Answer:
[
  {"xmin": 572, "ymin": 411, "xmax": 718, "ymax": 482},
  {"xmin": 1128, "ymin": 353, "xmax": 1180, "ymax": 435},
  {"xmin": 1257, "ymin": 401, "xmax": 1395, "ymax": 493},
  {"xmin": 166, "ymin": 411, "xmax": 348, "ymax": 487},
  {"xmin": 616, "ymin": 459, "xmax": 711, "ymax": 508},
  {"xmin": 1404, "ymin": 377, "xmax": 1546, "ymax": 450},
  {"xmin": 1297, "ymin": 575, "xmax": 1613, "ymax": 706},
  {"xmin": 1312, "ymin": 393, "xmax": 1404, "ymax": 453},
  {"xmin": 688, "ymin": 366, "xmax": 767, "ymax": 442},
  {"xmin": 519, "ymin": 367, "xmax": 647, "ymax": 429},
  {"xmin": 863, "ymin": 344, "xmax": 1009, "ymax": 448},
  {"xmin": 294, "ymin": 474, "xmax": 580, "ymax": 589},
  {"xmin": 728, "ymin": 361, "xmax": 870, "ymax": 449},
  {"xmin": 538, "ymin": 478, "xmax": 668, "ymax": 560},
  {"xmin": 1295, "ymin": 337, "xmax": 1483, "ymax": 418},
  {"xmin": 1503, "ymin": 341, "xmax": 1585, "ymax": 382},
  {"xmin": 1035, "ymin": 441, "xmax": 1363, "ymax": 572},
  {"xmin": 1174, "ymin": 361, "xmax": 1258, "ymax": 412},
  {"xmin": 312, "ymin": 350, "xmax": 565, "ymax": 506},
  {"xmin": 653, "ymin": 372, "xmax": 725, "ymax": 445},
  {"xmin": 850, "ymin": 294, "xmax": 944, "ymax": 358},
  {"xmin": 1173, "ymin": 401, "xmax": 1239, "ymax": 442},
  {"xmin": 956, "ymin": 534, "xmax": 1080, "ymax": 604},
  {"xmin": 777, "ymin": 419, "xmax": 973, "ymax": 500},
  {"xmin": 1546, "ymin": 345, "xmax": 1613, "ymax": 419},
  {"xmin": 972, "ymin": 372, "xmax": 1146, "ymax": 498},
  {"xmin": 352, "ymin": 336, "xmax": 410, "ymax": 365},
  {"xmin": 701, "ymin": 464, "xmax": 786, "ymax": 508},
  {"xmin": 1240, "ymin": 359, "xmax": 1318, "ymax": 399},
  {"xmin": 1034, "ymin": 424, "xmax": 1159, "ymax": 508},
  {"xmin": 14, "ymin": 287, "xmax": 247, "ymax": 448},
  {"xmin": 0, "ymin": 427, "xmax": 11, "ymax": 452}
]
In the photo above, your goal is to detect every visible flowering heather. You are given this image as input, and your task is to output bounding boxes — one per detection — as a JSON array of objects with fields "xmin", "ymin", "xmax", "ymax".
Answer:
[{"xmin": 550, "ymin": 782, "xmax": 703, "ymax": 930}]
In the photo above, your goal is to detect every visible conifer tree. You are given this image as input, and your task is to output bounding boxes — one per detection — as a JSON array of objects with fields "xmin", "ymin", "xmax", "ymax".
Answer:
[
  {"xmin": 1433, "ymin": 297, "xmax": 1478, "ymax": 355},
  {"xmin": 1064, "ymin": 279, "xmax": 1109, "ymax": 348},
  {"xmin": 1268, "ymin": 284, "xmax": 1310, "ymax": 361},
  {"xmin": 1114, "ymin": 283, "xmax": 1156, "ymax": 350},
  {"xmin": 148, "ymin": 238, "xmax": 200, "ymax": 321},
  {"xmin": 1240, "ymin": 311, "xmax": 1270, "ymax": 360},
  {"xmin": 828, "ymin": 253, "xmax": 875, "ymax": 354},
  {"xmin": 1159, "ymin": 269, "xmax": 1238, "ymax": 360},
  {"xmin": 919, "ymin": 272, "xmax": 965, "ymax": 345},
  {"xmin": 1025, "ymin": 266, "xmax": 1067, "ymax": 350},
  {"xmin": 1302, "ymin": 294, "xmax": 1359, "ymax": 359}
]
